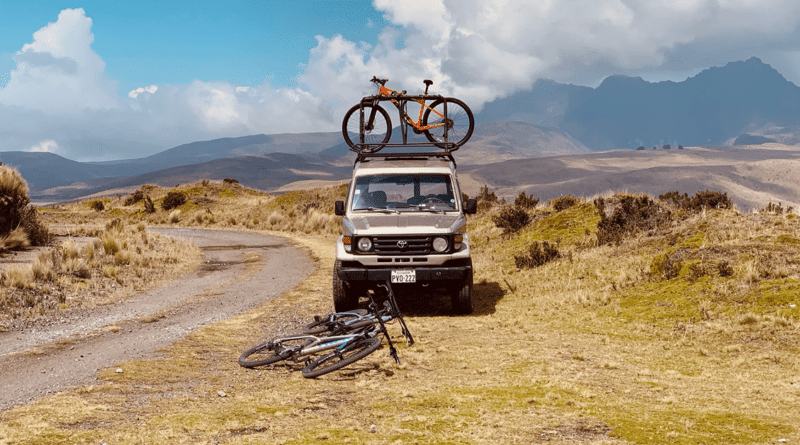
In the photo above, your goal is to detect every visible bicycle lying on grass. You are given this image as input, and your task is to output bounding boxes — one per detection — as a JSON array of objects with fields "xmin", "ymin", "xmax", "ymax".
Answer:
[
  {"xmin": 238, "ymin": 281, "xmax": 413, "ymax": 378},
  {"xmin": 342, "ymin": 76, "xmax": 475, "ymax": 152}
]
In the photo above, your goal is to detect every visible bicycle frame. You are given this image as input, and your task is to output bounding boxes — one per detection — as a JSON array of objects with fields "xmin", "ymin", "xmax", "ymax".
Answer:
[
  {"xmin": 372, "ymin": 84, "xmax": 448, "ymax": 133},
  {"xmin": 273, "ymin": 329, "xmax": 375, "ymax": 362}
]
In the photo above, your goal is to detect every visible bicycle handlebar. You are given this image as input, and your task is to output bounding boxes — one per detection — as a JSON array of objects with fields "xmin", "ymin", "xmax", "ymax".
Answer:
[{"xmin": 371, "ymin": 76, "xmax": 388, "ymax": 86}]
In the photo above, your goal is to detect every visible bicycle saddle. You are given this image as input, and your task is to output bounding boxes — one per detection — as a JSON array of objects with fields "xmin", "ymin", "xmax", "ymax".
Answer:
[{"xmin": 423, "ymin": 79, "xmax": 433, "ymax": 86}]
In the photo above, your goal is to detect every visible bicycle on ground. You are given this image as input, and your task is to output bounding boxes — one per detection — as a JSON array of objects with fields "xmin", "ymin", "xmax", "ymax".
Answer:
[{"xmin": 238, "ymin": 281, "xmax": 413, "ymax": 378}]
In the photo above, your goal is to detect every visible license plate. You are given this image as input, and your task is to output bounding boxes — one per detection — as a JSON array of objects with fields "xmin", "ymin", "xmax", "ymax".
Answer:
[{"xmin": 391, "ymin": 269, "xmax": 416, "ymax": 283}]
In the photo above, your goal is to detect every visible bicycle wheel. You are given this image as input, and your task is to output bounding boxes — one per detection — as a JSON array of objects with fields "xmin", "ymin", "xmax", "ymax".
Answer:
[
  {"xmin": 301, "ymin": 337, "xmax": 381, "ymax": 378},
  {"xmin": 238, "ymin": 338, "xmax": 305, "ymax": 368},
  {"xmin": 302, "ymin": 309, "xmax": 370, "ymax": 335},
  {"xmin": 342, "ymin": 103, "xmax": 392, "ymax": 152},
  {"xmin": 422, "ymin": 97, "xmax": 474, "ymax": 149}
]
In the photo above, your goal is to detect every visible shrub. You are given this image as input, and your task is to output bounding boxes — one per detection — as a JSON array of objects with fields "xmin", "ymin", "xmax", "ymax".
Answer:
[
  {"xmin": 551, "ymin": 195, "xmax": 578, "ymax": 212},
  {"xmin": 595, "ymin": 195, "xmax": 672, "ymax": 245},
  {"xmin": 492, "ymin": 206, "xmax": 531, "ymax": 234},
  {"xmin": 18, "ymin": 205, "xmax": 49, "ymax": 246},
  {"xmin": 89, "ymin": 200, "xmax": 105, "ymax": 211},
  {"xmin": 658, "ymin": 190, "xmax": 733, "ymax": 212},
  {"xmin": 515, "ymin": 241, "xmax": 560, "ymax": 269},
  {"xmin": 124, "ymin": 189, "xmax": 145, "ymax": 206},
  {"xmin": 143, "ymin": 195, "xmax": 156, "ymax": 213},
  {"xmin": 0, "ymin": 166, "xmax": 31, "ymax": 237},
  {"xmin": 650, "ymin": 252, "xmax": 681, "ymax": 280},
  {"xmin": 514, "ymin": 191, "xmax": 539, "ymax": 209},
  {"xmin": 476, "ymin": 185, "xmax": 499, "ymax": 212},
  {"xmin": 761, "ymin": 202, "xmax": 790, "ymax": 214},
  {"xmin": 223, "ymin": 178, "xmax": 239, "ymax": 185},
  {"xmin": 161, "ymin": 191, "xmax": 186, "ymax": 211}
]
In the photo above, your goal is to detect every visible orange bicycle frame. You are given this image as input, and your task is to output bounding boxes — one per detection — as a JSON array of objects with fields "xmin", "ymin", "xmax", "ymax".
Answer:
[{"xmin": 376, "ymin": 84, "xmax": 446, "ymax": 132}]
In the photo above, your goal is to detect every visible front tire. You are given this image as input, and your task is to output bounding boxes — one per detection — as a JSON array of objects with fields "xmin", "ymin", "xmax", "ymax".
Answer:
[
  {"xmin": 451, "ymin": 269, "xmax": 474, "ymax": 315},
  {"xmin": 342, "ymin": 103, "xmax": 392, "ymax": 152},
  {"xmin": 333, "ymin": 261, "xmax": 359, "ymax": 312},
  {"xmin": 301, "ymin": 337, "xmax": 382, "ymax": 378}
]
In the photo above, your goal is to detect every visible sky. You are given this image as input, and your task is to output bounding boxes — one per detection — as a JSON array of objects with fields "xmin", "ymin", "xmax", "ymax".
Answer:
[{"xmin": 3, "ymin": 0, "xmax": 800, "ymax": 161}]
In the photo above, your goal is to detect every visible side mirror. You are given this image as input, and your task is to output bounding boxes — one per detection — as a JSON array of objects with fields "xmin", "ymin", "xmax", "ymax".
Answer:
[
  {"xmin": 464, "ymin": 198, "xmax": 477, "ymax": 215},
  {"xmin": 334, "ymin": 201, "xmax": 345, "ymax": 216}
]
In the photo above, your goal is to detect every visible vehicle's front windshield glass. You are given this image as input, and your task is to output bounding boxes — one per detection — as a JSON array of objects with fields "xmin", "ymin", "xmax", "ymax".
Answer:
[{"xmin": 352, "ymin": 174, "xmax": 457, "ymax": 211}]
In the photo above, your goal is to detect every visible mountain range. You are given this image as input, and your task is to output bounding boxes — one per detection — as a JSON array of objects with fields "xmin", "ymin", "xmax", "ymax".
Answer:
[{"xmin": 1, "ymin": 57, "xmax": 799, "ymax": 204}]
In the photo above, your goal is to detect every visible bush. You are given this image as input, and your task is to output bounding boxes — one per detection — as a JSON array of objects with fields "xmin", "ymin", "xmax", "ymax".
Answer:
[
  {"xmin": 19, "ymin": 206, "xmax": 49, "ymax": 246},
  {"xmin": 658, "ymin": 190, "xmax": 733, "ymax": 212},
  {"xmin": 595, "ymin": 195, "xmax": 672, "ymax": 245},
  {"xmin": 161, "ymin": 191, "xmax": 187, "ymax": 211},
  {"xmin": 514, "ymin": 191, "xmax": 539, "ymax": 209},
  {"xmin": 551, "ymin": 195, "xmax": 578, "ymax": 212},
  {"xmin": 143, "ymin": 195, "xmax": 156, "ymax": 213},
  {"xmin": 0, "ymin": 166, "xmax": 31, "ymax": 237},
  {"xmin": 515, "ymin": 241, "xmax": 560, "ymax": 269},
  {"xmin": 223, "ymin": 178, "xmax": 239, "ymax": 185},
  {"xmin": 124, "ymin": 189, "xmax": 145, "ymax": 206},
  {"xmin": 476, "ymin": 185, "xmax": 499, "ymax": 212},
  {"xmin": 89, "ymin": 200, "xmax": 105, "ymax": 211},
  {"xmin": 492, "ymin": 206, "xmax": 531, "ymax": 234}
]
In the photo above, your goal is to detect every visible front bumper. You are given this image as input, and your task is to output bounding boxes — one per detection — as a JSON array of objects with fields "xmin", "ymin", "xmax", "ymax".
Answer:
[{"xmin": 338, "ymin": 261, "xmax": 472, "ymax": 282}]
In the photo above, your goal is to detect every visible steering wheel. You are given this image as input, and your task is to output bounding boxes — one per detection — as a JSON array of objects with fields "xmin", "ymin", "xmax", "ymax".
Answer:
[{"xmin": 422, "ymin": 194, "xmax": 446, "ymax": 205}]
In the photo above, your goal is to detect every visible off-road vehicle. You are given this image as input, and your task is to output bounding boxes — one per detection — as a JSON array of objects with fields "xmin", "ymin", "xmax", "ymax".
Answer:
[{"xmin": 333, "ymin": 151, "xmax": 477, "ymax": 314}]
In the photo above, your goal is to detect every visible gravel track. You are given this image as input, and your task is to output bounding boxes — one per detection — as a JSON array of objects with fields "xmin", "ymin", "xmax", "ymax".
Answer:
[{"xmin": 0, "ymin": 228, "xmax": 314, "ymax": 412}]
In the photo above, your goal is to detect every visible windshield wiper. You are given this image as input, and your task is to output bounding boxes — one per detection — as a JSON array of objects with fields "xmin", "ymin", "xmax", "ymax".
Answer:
[{"xmin": 355, "ymin": 207, "xmax": 399, "ymax": 214}]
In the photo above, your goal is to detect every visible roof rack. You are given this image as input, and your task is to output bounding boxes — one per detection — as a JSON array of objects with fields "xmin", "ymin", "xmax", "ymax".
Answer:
[{"xmin": 354, "ymin": 151, "xmax": 456, "ymax": 167}]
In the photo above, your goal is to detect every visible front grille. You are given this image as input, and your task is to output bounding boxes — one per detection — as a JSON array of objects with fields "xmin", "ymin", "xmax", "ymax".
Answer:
[{"xmin": 372, "ymin": 235, "xmax": 435, "ymax": 255}]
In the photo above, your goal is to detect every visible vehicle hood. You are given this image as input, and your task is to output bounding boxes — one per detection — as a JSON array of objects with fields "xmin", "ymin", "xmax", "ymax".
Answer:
[{"xmin": 344, "ymin": 213, "xmax": 464, "ymax": 235}]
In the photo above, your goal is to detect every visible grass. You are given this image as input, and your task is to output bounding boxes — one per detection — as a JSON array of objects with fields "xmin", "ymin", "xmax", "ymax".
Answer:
[
  {"xmin": 0, "ymin": 219, "xmax": 201, "ymax": 322},
  {"xmin": 1, "ymin": 183, "xmax": 800, "ymax": 443}
]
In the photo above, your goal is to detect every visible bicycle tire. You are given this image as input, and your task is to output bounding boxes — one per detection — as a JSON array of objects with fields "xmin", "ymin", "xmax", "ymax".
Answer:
[
  {"xmin": 342, "ymin": 103, "xmax": 392, "ymax": 152},
  {"xmin": 301, "ymin": 337, "xmax": 381, "ymax": 378},
  {"xmin": 238, "ymin": 338, "xmax": 305, "ymax": 368},
  {"xmin": 422, "ymin": 97, "xmax": 474, "ymax": 149},
  {"xmin": 302, "ymin": 309, "xmax": 370, "ymax": 335}
]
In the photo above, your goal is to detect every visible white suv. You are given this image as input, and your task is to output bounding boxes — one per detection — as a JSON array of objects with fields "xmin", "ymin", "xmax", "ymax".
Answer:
[{"xmin": 333, "ymin": 152, "xmax": 477, "ymax": 314}]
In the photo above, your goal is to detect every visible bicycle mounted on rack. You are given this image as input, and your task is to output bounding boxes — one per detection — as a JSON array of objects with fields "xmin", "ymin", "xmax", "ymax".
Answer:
[
  {"xmin": 341, "ymin": 77, "xmax": 475, "ymax": 153},
  {"xmin": 334, "ymin": 77, "xmax": 478, "ymax": 315}
]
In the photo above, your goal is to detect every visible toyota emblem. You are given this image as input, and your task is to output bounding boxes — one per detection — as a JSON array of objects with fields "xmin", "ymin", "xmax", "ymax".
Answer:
[{"xmin": 397, "ymin": 240, "xmax": 408, "ymax": 249}]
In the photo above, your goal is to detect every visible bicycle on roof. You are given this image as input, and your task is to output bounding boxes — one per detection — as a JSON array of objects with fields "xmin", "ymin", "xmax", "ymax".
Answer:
[{"xmin": 342, "ymin": 76, "xmax": 475, "ymax": 152}]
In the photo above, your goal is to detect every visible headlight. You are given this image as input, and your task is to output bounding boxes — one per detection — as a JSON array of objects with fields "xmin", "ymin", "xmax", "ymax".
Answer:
[
  {"xmin": 357, "ymin": 237, "xmax": 372, "ymax": 251},
  {"xmin": 432, "ymin": 236, "xmax": 448, "ymax": 252}
]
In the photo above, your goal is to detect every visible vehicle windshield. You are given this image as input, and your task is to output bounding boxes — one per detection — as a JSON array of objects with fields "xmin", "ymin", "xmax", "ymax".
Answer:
[{"xmin": 352, "ymin": 174, "xmax": 457, "ymax": 211}]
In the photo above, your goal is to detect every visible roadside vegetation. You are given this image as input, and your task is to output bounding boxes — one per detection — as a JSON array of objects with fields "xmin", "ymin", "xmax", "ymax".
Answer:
[{"xmin": 2, "ymin": 178, "xmax": 799, "ymax": 444}]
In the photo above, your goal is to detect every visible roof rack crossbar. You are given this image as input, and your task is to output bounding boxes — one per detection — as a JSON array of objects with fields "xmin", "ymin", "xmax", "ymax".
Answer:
[{"xmin": 354, "ymin": 151, "xmax": 456, "ymax": 167}]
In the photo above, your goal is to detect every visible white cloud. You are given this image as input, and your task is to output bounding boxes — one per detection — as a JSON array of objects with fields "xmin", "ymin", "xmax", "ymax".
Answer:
[
  {"xmin": 6, "ymin": 3, "xmax": 800, "ymax": 161},
  {"xmin": 0, "ymin": 8, "xmax": 117, "ymax": 112},
  {"xmin": 28, "ymin": 140, "xmax": 58, "ymax": 153},
  {"xmin": 128, "ymin": 85, "xmax": 157, "ymax": 99}
]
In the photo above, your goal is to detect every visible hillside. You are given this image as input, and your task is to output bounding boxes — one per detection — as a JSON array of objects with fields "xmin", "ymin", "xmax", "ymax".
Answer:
[
  {"xmin": 2, "ymin": 182, "xmax": 798, "ymax": 443},
  {"xmin": 462, "ymin": 146, "xmax": 800, "ymax": 211}
]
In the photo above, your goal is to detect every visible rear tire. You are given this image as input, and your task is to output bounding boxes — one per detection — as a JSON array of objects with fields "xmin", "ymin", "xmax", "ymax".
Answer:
[
  {"xmin": 333, "ymin": 261, "xmax": 359, "ymax": 312},
  {"xmin": 422, "ymin": 97, "xmax": 474, "ymax": 149},
  {"xmin": 301, "ymin": 337, "xmax": 382, "ymax": 378},
  {"xmin": 238, "ymin": 341, "xmax": 294, "ymax": 368}
]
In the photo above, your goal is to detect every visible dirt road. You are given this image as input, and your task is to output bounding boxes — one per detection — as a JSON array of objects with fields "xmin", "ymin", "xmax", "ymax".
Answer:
[{"xmin": 0, "ymin": 228, "xmax": 314, "ymax": 411}]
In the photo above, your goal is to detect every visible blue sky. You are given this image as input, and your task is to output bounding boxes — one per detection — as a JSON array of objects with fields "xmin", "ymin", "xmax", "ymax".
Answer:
[
  {"xmin": 3, "ymin": 0, "xmax": 800, "ymax": 161},
  {"xmin": 0, "ymin": 0, "xmax": 387, "ymax": 94}
]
